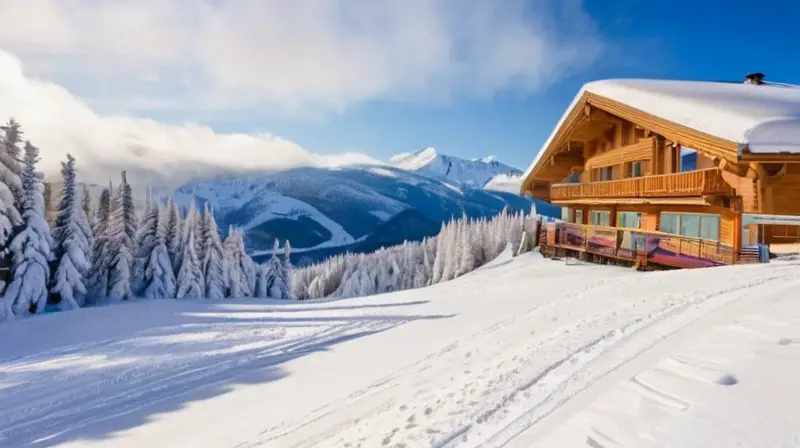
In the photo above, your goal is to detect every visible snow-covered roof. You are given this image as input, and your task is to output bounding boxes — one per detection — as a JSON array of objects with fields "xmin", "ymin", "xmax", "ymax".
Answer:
[{"xmin": 523, "ymin": 78, "xmax": 800, "ymax": 185}]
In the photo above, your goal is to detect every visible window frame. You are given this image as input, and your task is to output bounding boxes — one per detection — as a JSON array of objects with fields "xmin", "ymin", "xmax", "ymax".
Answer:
[
  {"xmin": 589, "ymin": 210, "xmax": 611, "ymax": 227},
  {"xmin": 659, "ymin": 212, "xmax": 720, "ymax": 241}
]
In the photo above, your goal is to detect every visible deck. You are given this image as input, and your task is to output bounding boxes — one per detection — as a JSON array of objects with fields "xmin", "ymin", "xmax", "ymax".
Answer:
[
  {"xmin": 550, "ymin": 169, "xmax": 734, "ymax": 202},
  {"xmin": 539, "ymin": 222, "xmax": 740, "ymax": 269}
]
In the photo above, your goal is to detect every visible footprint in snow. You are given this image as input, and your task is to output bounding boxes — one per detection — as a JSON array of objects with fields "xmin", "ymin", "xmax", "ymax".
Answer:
[
  {"xmin": 715, "ymin": 374, "xmax": 738, "ymax": 386},
  {"xmin": 778, "ymin": 338, "xmax": 794, "ymax": 346}
]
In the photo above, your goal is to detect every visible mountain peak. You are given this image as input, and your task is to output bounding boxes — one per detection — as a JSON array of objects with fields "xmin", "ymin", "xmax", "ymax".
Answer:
[{"xmin": 388, "ymin": 148, "xmax": 520, "ymax": 189}]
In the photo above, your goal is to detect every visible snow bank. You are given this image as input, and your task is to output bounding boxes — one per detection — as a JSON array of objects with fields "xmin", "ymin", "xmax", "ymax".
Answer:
[
  {"xmin": 1, "ymin": 256, "xmax": 799, "ymax": 447},
  {"xmin": 524, "ymin": 78, "xmax": 800, "ymax": 181}
]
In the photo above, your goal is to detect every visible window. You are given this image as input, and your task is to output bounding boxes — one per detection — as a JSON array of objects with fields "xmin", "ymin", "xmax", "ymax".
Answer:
[
  {"xmin": 595, "ymin": 166, "xmax": 613, "ymax": 181},
  {"xmin": 659, "ymin": 212, "xmax": 720, "ymax": 241},
  {"xmin": 631, "ymin": 161, "xmax": 642, "ymax": 177},
  {"xmin": 575, "ymin": 209, "xmax": 584, "ymax": 224},
  {"xmin": 617, "ymin": 211, "xmax": 642, "ymax": 229},
  {"xmin": 590, "ymin": 210, "xmax": 610, "ymax": 226}
]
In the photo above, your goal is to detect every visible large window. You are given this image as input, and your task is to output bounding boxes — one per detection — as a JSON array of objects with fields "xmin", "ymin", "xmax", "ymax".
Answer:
[
  {"xmin": 617, "ymin": 211, "xmax": 642, "ymax": 229},
  {"xmin": 590, "ymin": 210, "xmax": 611, "ymax": 226},
  {"xmin": 574, "ymin": 209, "xmax": 584, "ymax": 224},
  {"xmin": 659, "ymin": 212, "xmax": 720, "ymax": 241}
]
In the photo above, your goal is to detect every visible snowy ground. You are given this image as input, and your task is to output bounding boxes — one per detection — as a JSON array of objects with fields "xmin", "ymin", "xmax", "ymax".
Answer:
[{"xmin": 1, "ymin": 253, "xmax": 799, "ymax": 447}]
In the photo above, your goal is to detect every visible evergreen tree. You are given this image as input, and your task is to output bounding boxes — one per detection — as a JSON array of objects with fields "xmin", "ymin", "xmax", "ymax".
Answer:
[
  {"xmin": 283, "ymin": 240, "xmax": 294, "ymax": 299},
  {"xmin": 87, "ymin": 187, "xmax": 112, "ymax": 299},
  {"xmin": 200, "ymin": 203, "xmax": 224, "ymax": 299},
  {"xmin": 50, "ymin": 154, "xmax": 92, "ymax": 309},
  {"xmin": 266, "ymin": 239, "xmax": 290, "ymax": 299},
  {"xmin": 81, "ymin": 186, "xmax": 92, "ymax": 220},
  {"xmin": 176, "ymin": 206, "xmax": 204, "ymax": 299},
  {"xmin": 223, "ymin": 228, "xmax": 252, "ymax": 297},
  {"xmin": 0, "ymin": 118, "xmax": 25, "ymax": 212},
  {"xmin": 254, "ymin": 264, "xmax": 269, "ymax": 298},
  {"xmin": 164, "ymin": 197, "xmax": 182, "ymax": 276},
  {"xmin": 1, "ymin": 142, "xmax": 52, "ymax": 318},
  {"xmin": 135, "ymin": 201, "xmax": 175, "ymax": 298},
  {"xmin": 107, "ymin": 172, "xmax": 136, "ymax": 300}
]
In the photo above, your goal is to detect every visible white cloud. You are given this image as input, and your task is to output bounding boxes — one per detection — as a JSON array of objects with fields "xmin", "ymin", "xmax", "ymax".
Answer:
[
  {"xmin": 0, "ymin": 0, "xmax": 603, "ymax": 114},
  {"xmin": 0, "ymin": 50, "xmax": 382, "ymax": 187}
]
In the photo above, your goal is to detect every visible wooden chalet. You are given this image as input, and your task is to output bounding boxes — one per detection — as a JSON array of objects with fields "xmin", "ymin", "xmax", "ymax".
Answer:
[{"xmin": 522, "ymin": 74, "xmax": 800, "ymax": 269}]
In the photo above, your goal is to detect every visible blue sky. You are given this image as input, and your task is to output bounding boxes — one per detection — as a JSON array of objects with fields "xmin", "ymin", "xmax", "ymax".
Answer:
[
  {"xmin": 231, "ymin": 0, "xmax": 800, "ymax": 170},
  {"xmin": 0, "ymin": 0, "xmax": 798, "ymax": 184}
]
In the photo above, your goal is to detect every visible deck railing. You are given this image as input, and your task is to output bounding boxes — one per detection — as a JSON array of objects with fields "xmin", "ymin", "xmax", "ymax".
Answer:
[
  {"xmin": 541, "ymin": 222, "xmax": 738, "ymax": 268},
  {"xmin": 550, "ymin": 168, "xmax": 734, "ymax": 201}
]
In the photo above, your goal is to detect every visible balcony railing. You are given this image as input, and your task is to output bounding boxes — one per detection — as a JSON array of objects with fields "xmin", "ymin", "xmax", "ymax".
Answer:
[
  {"xmin": 550, "ymin": 169, "xmax": 734, "ymax": 201},
  {"xmin": 539, "ymin": 222, "xmax": 739, "ymax": 268}
]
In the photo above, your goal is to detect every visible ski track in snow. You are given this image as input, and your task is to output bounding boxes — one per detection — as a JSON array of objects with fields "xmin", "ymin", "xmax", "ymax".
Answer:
[{"xmin": 1, "ymin": 255, "xmax": 799, "ymax": 447}]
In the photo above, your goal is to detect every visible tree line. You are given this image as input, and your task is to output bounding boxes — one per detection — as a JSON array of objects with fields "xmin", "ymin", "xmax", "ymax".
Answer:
[
  {"xmin": 0, "ymin": 119, "xmax": 293, "ymax": 320},
  {"xmin": 0, "ymin": 117, "xmax": 542, "ymax": 321}
]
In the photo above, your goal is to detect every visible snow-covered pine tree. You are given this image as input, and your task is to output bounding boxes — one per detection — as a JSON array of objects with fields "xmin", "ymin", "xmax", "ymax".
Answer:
[
  {"xmin": 200, "ymin": 203, "xmax": 224, "ymax": 299},
  {"xmin": 81, "ymin": 186, "xmax": 92, "ymax": 220},
  {"xmin": 87, "ymin": 187, "xmax": 112, "ymax": 299},
  {"xmin": 50, "ymin": 154, "xmax": 92, "ymax": 309},
  {"xmin": 182, "ymin": 197, "xmax": 203, "ymax": 267},
  {"xmin": 254, "ymin": 263, "xmax": 269, "ymax": 298},
  {"xmin": 107, "ymin": 171, "xmax": 136, "ymax": 300},
  {"xmin": 266, "ymin": 239, "xmax": 290, "ymax": 299},
  {"xmin": 133, "ymin": 193, "xmax": 159, "ymax": 295},
  {"xmin": 429, "ymin": 222, "xmax": 447, "ymax": 285},
  {"xmin": 283, "ymin": 240, "xmax": 294, "ymax": 299},
  {"xmin": 176, "ymin": 204, "xmax": 204, "ymax": 299},
  {"xmin": 0, "ymin": 119, "xmax": 25, "ymax": 212},
  {"xmin": 1, "ymin": 142, "xmax": 52, "ymax": 318},
  {"xmin": 136, "ymin": 200, "xmax": 176, "ymax": 299},
  {"xmin": 223, "ymin": 228, "xmax": 252, "ymax": 298},
  {"xmin": 164, "ymin": 197, "xmax": 182, "ymax": 276}
]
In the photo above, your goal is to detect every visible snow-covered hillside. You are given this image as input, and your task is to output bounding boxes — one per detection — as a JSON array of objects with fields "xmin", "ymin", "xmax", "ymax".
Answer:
[
  {"xmin": 390, "ymin": 147, "xmax": 522, "ymax": 189},
  {"xmin": 484, "ymin": 172, "xmax": 524, "ymax": 194},
  {"xmin": 172, "ymin": 165, "xmax": 557, "ymax": 261},
  {"xmin": 2, "ymin": 255, "xmax": 798, "ymax": 447}
]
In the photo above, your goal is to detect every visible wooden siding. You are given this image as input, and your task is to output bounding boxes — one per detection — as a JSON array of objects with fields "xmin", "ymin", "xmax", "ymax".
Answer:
[
  {"xmin": 585, "ymin": 138, "xmax": 654, "ymax": 170},
  {"xmin": 565, "ymin": 203, "xmax": 739, "ymax": 248},
  {"xmin": 764, "ymin": 164, "xmax": 800, "ymax": 215}
]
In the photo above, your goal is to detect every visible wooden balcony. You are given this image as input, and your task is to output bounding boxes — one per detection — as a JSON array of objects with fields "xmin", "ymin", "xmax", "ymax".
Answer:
[
  {"xmin": 539, "ymin": 222, "xmax": 742, "ymax": 268},
  {"xmin": 550, "ymin": 168, "xmax": 734, "ymax": 201}
]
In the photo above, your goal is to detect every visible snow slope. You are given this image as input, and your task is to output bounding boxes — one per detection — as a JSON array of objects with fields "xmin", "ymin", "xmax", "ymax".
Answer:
[
  {"xmin": 483, "ymin": 173, "xmax": 523, "ymax": 194},
  {"xmin": 391, "ymin": 147, "xmax": 522, "ymax": 189},
  {"xmin": 2, "ymin": 255, "xmax": 799, "ymax": 447}
]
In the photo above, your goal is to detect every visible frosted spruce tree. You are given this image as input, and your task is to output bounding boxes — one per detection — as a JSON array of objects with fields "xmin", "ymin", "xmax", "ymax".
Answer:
[
  {"xmin": 266, "ymin": 239, "xmax": 290, "ymax": 299},
  {"xmin": 164, "ymin": 197, "xmax": 182, "ymax": 276},
  {"xmin": 107, "ymin": 172, "xmax": 136, "ymax": 300},
  {"xmin": 199, "ymin": 203, "xmax": 224, "ymax": 299},
  {"xmin": 50, "ymin": 154, "xmax": 92, "ymax": 309},
  {"xmin": 0, "ymin": 118, "xmax": 25, "ymax": 212},
  {"xmin": 254, "ymin": 264, "xmax": 268, "ymax": 298},
  {"xmin": 87, "ymin": 187, "xmax": 112, "ymax": 299},
  {"xmin": 81, "ymin": 186, "xmax": 92, "ymax": 219},
  {"xmin": 223, "ymin": 228, "xmax": 252, "ymax": 298},
  {"xmin": 1, "ymin": 142, "xmax": 52, "ymax": 318},
  {"xmin": 176, "ymin": 206, "xmax": 204, "ymax": 299},
  {"xmin": 137, "ymin": 200, "xmax": 176, "ymax": 298},
  {"xmin": 283, "ymin": 240, "xmax": 294, "ymax": 299}
]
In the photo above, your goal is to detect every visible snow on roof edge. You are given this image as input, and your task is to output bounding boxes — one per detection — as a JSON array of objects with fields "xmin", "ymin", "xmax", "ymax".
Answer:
[{"xmin": 522, "ymin": 78, "xmax": 800, "ymax": 190}]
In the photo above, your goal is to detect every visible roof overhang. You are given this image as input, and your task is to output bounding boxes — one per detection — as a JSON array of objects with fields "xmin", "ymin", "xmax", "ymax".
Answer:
[
  {"xmin": 552, "ymin": 197, "xmax": 713, "ymax": 206},
  {"xmin": 521, "ymin": 91, "xmax": 741, "ymax": 196}
]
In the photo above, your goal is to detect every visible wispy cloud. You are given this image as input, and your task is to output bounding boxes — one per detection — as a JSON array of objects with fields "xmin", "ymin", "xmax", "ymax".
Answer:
[
  {"xmin": 0, "ymin": 50, "xmax": 383, "ymax": 187},
  {"xmin": 0, "ymin": 0, "xmax": 604, "ymax": 114}
]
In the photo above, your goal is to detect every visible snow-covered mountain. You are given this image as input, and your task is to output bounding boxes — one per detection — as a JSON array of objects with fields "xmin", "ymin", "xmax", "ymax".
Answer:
[
  {"xmin": 389, "ymin": 147, "xmax": 522, "ymax": 189},
  {"xmin": 173, "ymin": 164, "xmax": 559, "ymax": 265}
]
